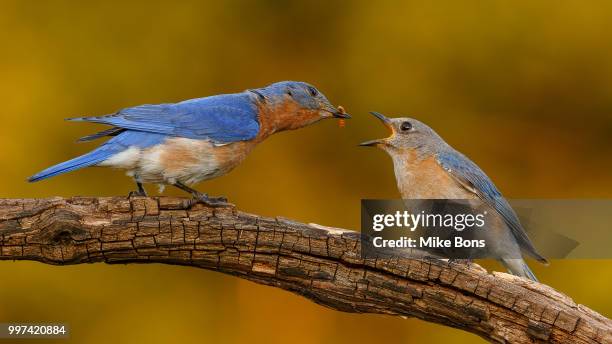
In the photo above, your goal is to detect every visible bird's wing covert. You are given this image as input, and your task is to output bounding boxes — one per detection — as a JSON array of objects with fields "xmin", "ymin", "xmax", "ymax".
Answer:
[
  {"xmin": 436, "ymin": 150, "xmax": 547, "ymax": 262},
  {"xmin": 69, "ymin": 93, "xmax": 260, "ymax": 143}
]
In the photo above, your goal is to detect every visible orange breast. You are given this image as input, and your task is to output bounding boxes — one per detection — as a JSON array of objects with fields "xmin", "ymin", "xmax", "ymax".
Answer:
[{"xmin": 395, "ymin": 151, "xmax": 475, "ymax": 199}]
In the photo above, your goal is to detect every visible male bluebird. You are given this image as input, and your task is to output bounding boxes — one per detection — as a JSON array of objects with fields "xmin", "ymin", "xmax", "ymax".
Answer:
[
  {"xmin": 360, "ymin": 112, "xmax": 547, "ymax": 281},
  {"xmin": 29, "ymin": 81, "xmax": 350, "ymax": 206}
]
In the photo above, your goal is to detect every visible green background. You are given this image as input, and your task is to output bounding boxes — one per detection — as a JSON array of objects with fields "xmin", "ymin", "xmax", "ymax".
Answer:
[{"xmin": 0, "ymin": 1, "xmax": 610, "ymax": 343}]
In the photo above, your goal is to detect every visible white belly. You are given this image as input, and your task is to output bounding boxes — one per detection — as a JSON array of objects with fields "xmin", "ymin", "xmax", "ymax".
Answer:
[{"xmin": 98, "ymin": 137, "xmax": 254, "ymax": 185}]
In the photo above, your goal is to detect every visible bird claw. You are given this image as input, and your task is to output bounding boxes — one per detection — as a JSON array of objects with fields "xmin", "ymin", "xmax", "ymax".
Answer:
[
  {"xmin": 127, "ymin": 190, "xmax": 147, "ymax": 198},
  {"xmin": 191, "ymin": 193, "xmax": 231, "ymax": 207},
  {"xmin": 447, "ymin": 258, "xmax": 473, "ymax": 266}
]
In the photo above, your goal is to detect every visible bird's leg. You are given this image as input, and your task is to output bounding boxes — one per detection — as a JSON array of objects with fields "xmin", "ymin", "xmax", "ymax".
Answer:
[
  {"xmin": 173, "ymin": 181, "xmax": 229, "ymax": 207},
  {"xmin": 128, "ymin": 182, "xmax": 147, "ymax": 197}
]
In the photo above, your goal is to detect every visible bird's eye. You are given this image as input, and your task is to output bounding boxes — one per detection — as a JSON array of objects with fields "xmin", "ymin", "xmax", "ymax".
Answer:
[
  {"xmin": 286, "ymin": 90, "xmax": 293, "ymax": 97},
  {"xmin": 400, "ymin": 121, "xmax": 412, "ymax": 131},
  {"xmin": 308, "ymin": 86, "xmax": 318, "ymax": 97}
]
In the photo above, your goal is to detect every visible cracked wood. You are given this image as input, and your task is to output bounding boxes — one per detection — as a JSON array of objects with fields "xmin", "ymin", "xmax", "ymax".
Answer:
[{"xmin": 0, "ymin": 197, "xmax": 610, "ymax": 344}]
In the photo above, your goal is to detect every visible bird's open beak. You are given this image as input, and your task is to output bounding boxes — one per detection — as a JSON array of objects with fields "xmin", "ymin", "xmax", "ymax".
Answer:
[
  {"xmin": 359, "ymin": 111, "xmax": 393, "ymax": 147},
  {"xmin": 359, "ymin": 138, "xmax": 384, "ymax": 147}
]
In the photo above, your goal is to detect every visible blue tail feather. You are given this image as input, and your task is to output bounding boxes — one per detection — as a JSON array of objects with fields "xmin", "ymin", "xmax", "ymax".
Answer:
[
  {"xmin": 28, "ymin": 146, "xmax": 118, "ymax": 182},
  {"xmin": 28, "ymin": 131, "xmax": 167, "ymax": 182},
  {"xmin": 521, "ymin": 262, "xmax": 539, "ymax": 282},
  {"xmin": 501, "ymin": 258, "xmax": 539, "ymax": 282}
]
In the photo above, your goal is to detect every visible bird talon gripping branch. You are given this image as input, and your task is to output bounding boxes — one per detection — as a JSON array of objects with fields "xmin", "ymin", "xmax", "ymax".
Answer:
[{"xmin": 190, "ymin": 195, "xmax": 232, "ymax": 208}]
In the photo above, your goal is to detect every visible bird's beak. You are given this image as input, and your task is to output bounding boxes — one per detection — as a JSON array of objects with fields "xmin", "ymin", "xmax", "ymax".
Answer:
[
  {"xmin": 369, "ymin": 111, "xmax": 392, "ymax": 128},
  {"xmin": 322, "ymin": 103, "xmax": 351, "ymax": 119},
  {"xmin": 333, "ymin": 111, "xmax": 352, "ymax": 119},
  {"xmin": 359, "ymin": 111, "xmax": 393, "ymax": 147},
  {"xmin": 358, "ymin": 139, "xmax": 384, "ymax": 147}
]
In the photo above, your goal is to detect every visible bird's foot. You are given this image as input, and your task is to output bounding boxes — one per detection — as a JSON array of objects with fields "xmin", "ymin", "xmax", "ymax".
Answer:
[
  {"xmin": 127, "ymin": 190, "xmax": 147, "ymax": 198},
  {"xmin": 190, "ymin": 193, "xmax": 231, "ymax": 207},
  {"xmin": 423, "ymin": 254, "xmax": 446, "ymax": 262},
  {"xmin": 447, "ymin": 258, "xmax": 473, "ymax": 266},
  {"xmin": 128, "ymin": 182, "xmax": 147, "ymax": 198}
]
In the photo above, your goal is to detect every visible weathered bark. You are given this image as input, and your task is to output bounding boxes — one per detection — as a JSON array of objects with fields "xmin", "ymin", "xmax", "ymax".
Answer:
[{"xmin": 0, "ymin": 197, "xmax": 609, "ymax": 343}]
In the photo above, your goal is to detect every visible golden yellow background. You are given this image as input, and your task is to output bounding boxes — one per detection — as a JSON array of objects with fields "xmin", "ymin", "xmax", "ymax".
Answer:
[{"xmin": 1, "ymin": 1, "xmax": 611, "ymax": 343}]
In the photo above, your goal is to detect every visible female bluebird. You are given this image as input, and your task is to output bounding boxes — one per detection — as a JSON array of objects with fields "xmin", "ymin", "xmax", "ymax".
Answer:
[
  {"xmin": 29, "ymin": 81, "xmax": 350, "ymax": 205},
  {"xmin": 360, "ymin": 112, "xmax": 547, "ymax": 281}
]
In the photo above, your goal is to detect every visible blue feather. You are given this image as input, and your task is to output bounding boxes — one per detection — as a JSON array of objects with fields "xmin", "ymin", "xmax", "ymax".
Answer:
[
  {"xmin": 28, "ymin": 131, "xmax": 166, "ymax": 182},
  {"xmin": 68, "ymin": 93, "xmax": 260, "ymax": 143},
  {"xmin": 32, "ymin": 90, "xmax": 262, "ymax": 182},
  {"xmin": 436, "ymin": 150, "xmax": 547, "ymax": 263}
]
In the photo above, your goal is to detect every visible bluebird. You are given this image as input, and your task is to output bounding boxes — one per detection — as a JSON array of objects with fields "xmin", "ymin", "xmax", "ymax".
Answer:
[
  {"xmin": 360, "ymin": 112, "xmax": 547, "ymax": 281},
  {"xmin": 29, "ymin": 81, "xmax": 350, "ymax": 206}
]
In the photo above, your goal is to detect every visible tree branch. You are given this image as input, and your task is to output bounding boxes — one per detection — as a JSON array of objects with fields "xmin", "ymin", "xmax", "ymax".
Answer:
[{"xmin": 0, "ymin": 197, "xmax": 609, "ymax": 343}]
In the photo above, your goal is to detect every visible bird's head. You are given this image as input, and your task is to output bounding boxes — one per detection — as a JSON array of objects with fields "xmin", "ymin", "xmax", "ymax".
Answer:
[
  {"xmin": 248, "ymin": 81, "xmax": 350, "ymax": 132},
  {"xmin": 359, "ymin": 112, "xmax": 444, "ymax": 154}
]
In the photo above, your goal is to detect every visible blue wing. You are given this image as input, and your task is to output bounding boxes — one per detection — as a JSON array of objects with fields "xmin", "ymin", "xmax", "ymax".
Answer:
[
  {"xmin": 436, "ymin": 150, "xmax": 547, "ymax": 263},
  {"xmin": 69, "ymin": 93, "xmax": 260, "ymax": 143}
]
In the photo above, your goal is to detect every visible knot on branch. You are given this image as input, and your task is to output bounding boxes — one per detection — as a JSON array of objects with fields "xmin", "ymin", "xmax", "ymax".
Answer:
[{"xmin": 29, "ymin": 209, "xmax": 88, "ymax": 245}]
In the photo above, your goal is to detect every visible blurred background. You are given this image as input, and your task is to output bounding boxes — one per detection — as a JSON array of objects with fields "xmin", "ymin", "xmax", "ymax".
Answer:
[{"xmin": 1, "ymin": 1, "xmax": 611, "ymax": 343}]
